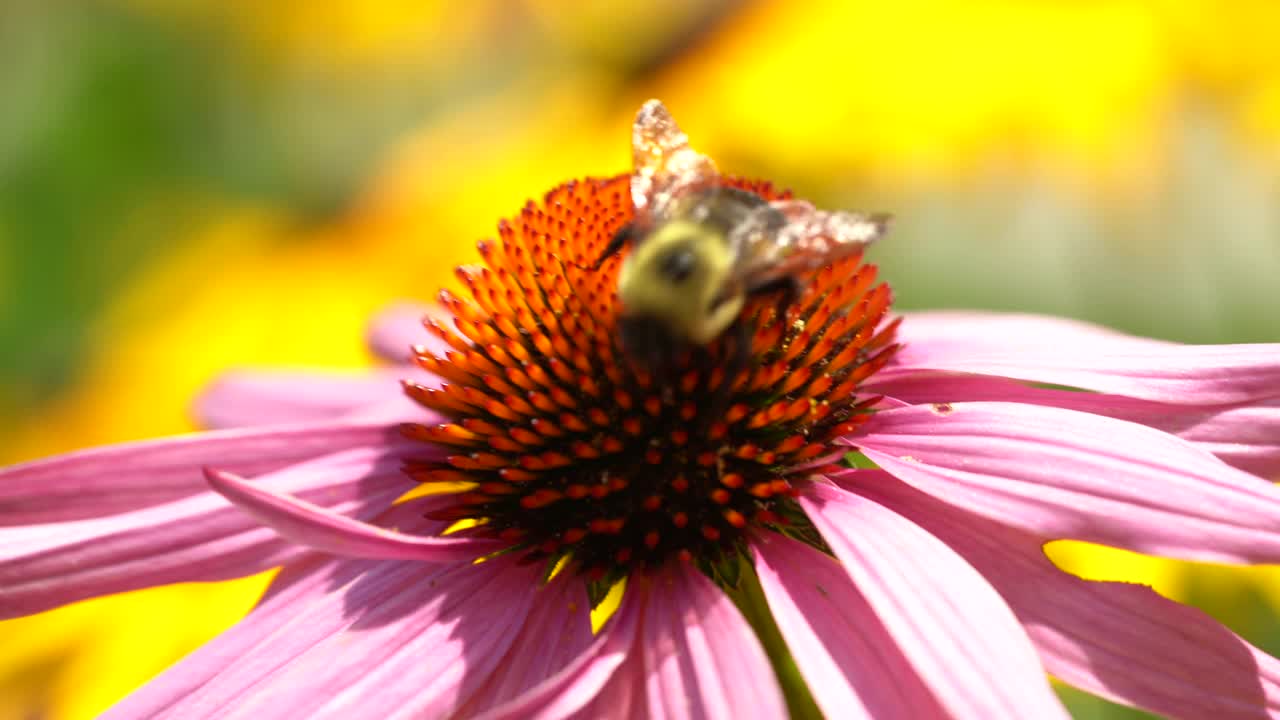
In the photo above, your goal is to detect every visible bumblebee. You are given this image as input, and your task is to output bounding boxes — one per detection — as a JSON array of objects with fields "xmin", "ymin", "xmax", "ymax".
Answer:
[{"xmin": 593, "ymin": 100, "xmax": 891, "ymax": 367}]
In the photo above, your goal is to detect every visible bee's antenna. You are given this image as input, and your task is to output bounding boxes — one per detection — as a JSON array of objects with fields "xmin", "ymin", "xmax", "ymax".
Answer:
[
  {"xmin": 870, "ymin": 212, "xmax": 893, "ymax": 236},
  {"xmin": 576, "ymin": 222, "xmax": 635, "ymax": 272},
  {"xmin": 566, "ymin": 256, "xmax": 610, "ymax": 272}
]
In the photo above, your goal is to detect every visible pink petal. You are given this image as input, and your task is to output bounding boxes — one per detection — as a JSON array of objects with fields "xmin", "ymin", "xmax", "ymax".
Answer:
[
  {"xmin": 452, "ymin": 576, "xmax": 596, "ymax": 717},
  {"xmin": 800, "ymin": 482, "xmax": 1068, "ymax": 719},
  {"xmin": 586, "ymin": 631, "xmax": 651, "ymax": 720},
  {"xmin": 865, "ymin": 373, "xmax": 1280, "ymax": 479},
  {"xmin": 206, "ymin": 469, "xmax": 500, "ymax": 562},
  {"xmin": 752, "ymin": 533, "xmax": 948, "ymax": 719},
  {"xmin": 475, "ymin": 598, "xmax": 636, "ymax": 720},
  {"xmin": 100, "ymin": 506, "xmax": 456, "ymax": 717},
  {"xmin": 106, "ymin": 551, "xmax": 544, "ymax": 719},
  {"xmin": 194, "ymin": 369, "xmax": 425, "ymax": 430},
  {"xmin": 0, "ymin": 446, "xmax": 414, "ymax": 620},
  {"xmin": 365, "ymin": 301, "xmax": 449, "ymax": 364},
  {"xmin": 853, "ymin": 401, "xmax": 1280, "ymax": 563},
  {"xmin": 883, "ymin": 330, "xmax": 1280, "ymax": 404},
  {"xmin": 482, "ymin": 563, "xmax": 787, "ymax": 720},
  {"xmin": 852, "ymin": 469, "xmax": 1280, "ymax": 719},
  {"xmin": 0, "ymin": 421, "xmax": 410, "ymax": 525},
  {"xmin": 633, "ymin": 563, "xmax": 786, "ymax": 720}
]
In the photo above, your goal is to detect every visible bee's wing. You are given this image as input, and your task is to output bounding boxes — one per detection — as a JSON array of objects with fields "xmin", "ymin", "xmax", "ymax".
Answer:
[
  {"xmin": 630, "ymin": 100, "xmax": 719, "ymax": 219},
  {"xmin": 732, "ymin": 200, "xmax": 891, "ymax": 283}
]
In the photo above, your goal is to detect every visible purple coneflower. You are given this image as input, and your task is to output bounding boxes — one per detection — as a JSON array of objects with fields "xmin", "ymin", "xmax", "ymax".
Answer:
[{"xmin": 5, "ymin": 121, "xmax": 1280, "ymax": 720}]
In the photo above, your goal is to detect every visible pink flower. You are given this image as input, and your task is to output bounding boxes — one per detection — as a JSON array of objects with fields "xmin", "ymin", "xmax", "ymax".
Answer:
[{"xmin": 5, "ymin": 174, "xmax": 1280, "ymax": 719}]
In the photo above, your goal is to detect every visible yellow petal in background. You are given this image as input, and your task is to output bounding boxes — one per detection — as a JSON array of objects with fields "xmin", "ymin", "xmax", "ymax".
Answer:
[
  {"xmin": 647, "ymin": 0, "xmax": 1173, "ymax": 189},
  {"xmin": 0, "ymin": 576, "xmax": 272, "ymax": 720},
  {"xmin": 1242, "ymin": 78, "xmax": 1280, "ymax": 166},
  {"xmin": 116, "ymin": 0, "xmax": 494, "ymax": 68},
  {"xmin": 1045, "ymin": 541, "xmax": 1186, "ymax": 598}
]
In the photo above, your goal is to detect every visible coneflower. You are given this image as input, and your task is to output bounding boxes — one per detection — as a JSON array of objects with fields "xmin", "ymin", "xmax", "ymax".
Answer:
[
  {"xmin": 402, "ymin": 172, "xmax": 895, "ymax": 593},
  {"xmin": 4, "ymin": 102, "xmax": 1280, "ymax": 720}
]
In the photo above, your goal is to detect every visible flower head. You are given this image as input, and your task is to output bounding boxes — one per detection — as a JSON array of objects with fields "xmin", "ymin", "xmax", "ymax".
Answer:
[
  {"xmin": 403, "ymin": 172, "xmax": 895, "ymax": 589},
  {"xmin": 4, "ymin": 101, "xmax": 1280, "ymax": 719}
]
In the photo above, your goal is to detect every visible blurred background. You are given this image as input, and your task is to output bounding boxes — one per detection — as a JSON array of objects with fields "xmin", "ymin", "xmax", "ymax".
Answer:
[{"xmin": 1, "ymin": 1, "xmax": 1277, "ymax": 717}]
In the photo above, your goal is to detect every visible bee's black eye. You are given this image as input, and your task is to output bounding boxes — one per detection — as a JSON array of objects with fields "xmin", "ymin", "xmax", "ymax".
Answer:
[{"xmin": 658, "ymin": 248, "xmax": 697, "ymax": 284}]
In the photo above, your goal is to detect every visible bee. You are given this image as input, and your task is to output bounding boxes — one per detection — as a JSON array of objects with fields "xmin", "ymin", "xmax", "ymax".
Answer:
[{"xmin": 592, "ymin": 100, "xmax": 891, "ymax": 371}]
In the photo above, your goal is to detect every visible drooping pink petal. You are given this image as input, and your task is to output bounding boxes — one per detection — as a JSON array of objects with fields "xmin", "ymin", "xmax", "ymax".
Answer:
[
  {"xmin": 0, "ymin": 446, "xmax": 415, "ymax": 620},
  {"xmin": 882, "ymin": 325, "xmax": 1280, "ymax": 404},
  {"xmin": 365, "ymin": 301, "xmax": 447, "ymax": 364},
  {"xmin": 752, "ymin": 533, "xmax": 948, "ymax": 719},
  {"xmin": 104, "ymin": 502, "xmax": 448, "ymax": 716},
  {"xmin": 0, "ymin": 421, "xmax": 411, "ymax": 525},
  {"xmin": 853, "ymin": 401, "xmax": 1280, "ymax": 563},
  {"xmin": 850, "ymin": 469, "xmax": 1280, "ymax": 720},
  {"xmin": 451, "ymin": 575, "xmax": 596, "ymax": 717},
  {"xmin": 105, "ymin": 552, "xmax": 544, "ymax": 720},
  {"xmin": 799, "ymin": 482, "xmax": 1069, "ymax": 719},
  {"xmin": 205, "ymin": 469, "xmax": 501, "ymax": 562},
  {"xmin": 194, "ymin": 369, "xmax": 425, "ymax": 429},
  {"xmin": 865, "ymin": 373, "xmax": 1280, "ymax": 479}
]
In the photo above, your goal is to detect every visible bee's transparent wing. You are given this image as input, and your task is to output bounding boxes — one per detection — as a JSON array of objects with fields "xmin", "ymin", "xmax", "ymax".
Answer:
[
  {"xmin": 630, "ymin": 100, "xmax": 718, "ymax": 218},
  {"xmin": 732, "ymin": 200, "xmax": 891, "ymax": 279},
  {"xmin": 772, "ymin": 200, "xmax": 889, "ymax": 253}
]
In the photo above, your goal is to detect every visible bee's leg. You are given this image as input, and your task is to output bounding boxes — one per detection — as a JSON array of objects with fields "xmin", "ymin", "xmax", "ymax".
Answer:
[
  {"xmin": 746, "ymin": 275, "xmax": 803, "ymax": 327},
  {"xmin": 589, "ymin": 222, "xmax": 634, "ymax": 270},
  {"xmin": 708, "ymin": 318, "xmax": 755, "ymax": 422},
  {"xmin": 727, "ymin": 317, "xmax": 755, "ymax": 386},
  {"xmin": 619, "ymin": 314, "xmax": 678, "ymax": 381}
]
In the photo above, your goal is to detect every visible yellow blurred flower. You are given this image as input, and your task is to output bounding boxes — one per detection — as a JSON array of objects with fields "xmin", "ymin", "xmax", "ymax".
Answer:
[
  {"xmin": 346, "ymin": 78, "xmax": 628, "ymax": 256},
  {"xmin": 113, "ymin": 0, "xmax": 1280, "ymax": 177},
  {"xmin": 116, "ymin": 0, "xmax": 495, "ymax": 68},
  {"xmin": 0, "ymin": 576, "xmax": 271, "ymax": 720},
  {"xmin": 637, "ymin": 0, "xmax": 1280, "ymax": 191},
  {"xmin": 641, "ymin": 0, "xmax": 1170, "ymax": 188},
  {"xmin": 523, "ymin": 0, "xmax": 736, "ymax": 69},
  {"xmin": 1159, "ymin": 0, "xmax": 1280, "ymax": 90},
  {"xmin": 1242, "ymin": 79, "xmax": 1280, "ymax": 165}
]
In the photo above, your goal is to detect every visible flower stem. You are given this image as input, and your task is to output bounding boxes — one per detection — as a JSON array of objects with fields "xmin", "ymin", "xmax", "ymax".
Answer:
[{"xmin": 721, "ymin": 555, "xmax": 823, "ymax": 720}]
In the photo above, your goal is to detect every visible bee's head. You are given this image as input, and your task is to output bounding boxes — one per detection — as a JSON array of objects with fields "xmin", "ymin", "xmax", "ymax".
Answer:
[{"xmin": 616, "ymin": 219, "xmax": 745, "ymax": 348}]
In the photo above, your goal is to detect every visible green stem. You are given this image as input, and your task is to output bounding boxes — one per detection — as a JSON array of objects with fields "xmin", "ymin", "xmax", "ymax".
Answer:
[{"xmin": 722, "ymin": 555, "xmax": 824, "ymax": 720}]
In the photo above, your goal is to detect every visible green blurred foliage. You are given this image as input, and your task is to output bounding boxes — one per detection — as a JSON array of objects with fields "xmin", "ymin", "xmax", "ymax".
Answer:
[{"xmin": 0, "ymin": 3, "xmax": 215, "ymax": 412}]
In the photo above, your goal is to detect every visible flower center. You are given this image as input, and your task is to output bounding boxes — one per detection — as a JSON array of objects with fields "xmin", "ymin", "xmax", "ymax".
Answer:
[{"xmin": 402, "ymin": 175, "xmax": 898, "ymax": 587}]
